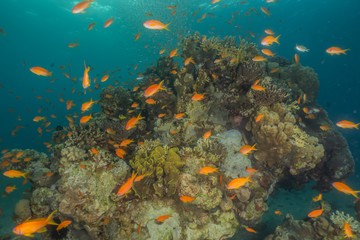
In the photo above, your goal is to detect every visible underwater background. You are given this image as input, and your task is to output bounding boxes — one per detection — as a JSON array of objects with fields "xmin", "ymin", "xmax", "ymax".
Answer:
[{"xmin": 0, "ymin": 0, "xmax": 360, "ymax": 239}]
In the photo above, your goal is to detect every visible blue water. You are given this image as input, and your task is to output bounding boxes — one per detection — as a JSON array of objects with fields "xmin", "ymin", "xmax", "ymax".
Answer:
[{"xmin": 0, "ymin": 0, "xmax": 359, "ymax": 238}]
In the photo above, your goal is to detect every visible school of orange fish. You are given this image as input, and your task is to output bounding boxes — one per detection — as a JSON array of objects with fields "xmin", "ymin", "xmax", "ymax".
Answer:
[{"xmin": 0, "ymin": 0, "xmax": 359, "ymax": 238}]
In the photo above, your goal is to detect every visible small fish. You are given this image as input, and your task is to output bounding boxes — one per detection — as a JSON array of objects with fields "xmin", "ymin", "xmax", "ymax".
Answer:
[
  {"xmin": 117, "ymin": 172, "xmax": 137, "ymax": 197},
  {"xmin": 144, "ymin": 80, "xmax": 166, "ymax": 97},
  {"xmin": 134, "ymin": 174, "xmax": 146, "ymax": 182},
  {"xmin": 120, "ymin": 139, "xmax": 134, "ymax": 147},
  {"xmin": 320, "ymin": 125, "xmax": 330, "ymax": 131},
  {"xmin": 227, "ymin": 174, "xmax": 253, "ymax": 189},
  {"xmin": 137, "ymin": 221, "xmax": 141, "ymax": 233},
  {"xmin": 245, "ymin": 227, "xmax": 257, "ymax": 234},
  {"xmin": 199, "ymin": 166, "xmax": 218, "ymax": 175},
  {"xmin": 245, "ymin": 167, "xmax": 258, "ymax": 174},
  {"xmin": 239, "ymin": 144, "xmax": 257, "ymax": 155},
  {"xmin": 296, "ymin": 44, "xmax": 310, "ymax": 52},
  {"xmin": 308, "ymin": 202, "xmax": 324, "ymax": 218},
  {"xmin": 294, "ymin": 53, "xmax": 300, "ymax": 64},
  {"xmin": 143, "ymin": 20, "xmax": 170, "ymax": 31},
  {"xmin": 180, "ymin": 196, "xmax": 195, "ymax": 203},
  {"xmin": 203, "ymin": 130, "xmax": 211, "ymax": 139},
  {"xmin": 211, "ymin": 0, "xmax": 221, "ymax": 4},
  {"xmin": 72, "ymin": 0, "xmax": 94, "ymax": 14},
  {"xmin": 83, "ymin": 61, "xmax": 91, "ymax": 90},
  {"xmin": 13, "ymin": 210, "xmax": 57, "ymax": 237},
  {"xmin": 101, "ymin": 75, "xmax": 109, "ymax": 82},
  {"xmin": 326, "ymin": 47, "xmax": 350, "ymax": 55},
  {"xmin": 46, "ymin": 172, "xmax": 54, "ymax": 177},
  {"xmin": 104, "ymin": 18, "xmax": 114, "ymax": 28},
  {"xmin": 30, "ymin": 67, "xmax": 52, "ymax": 77},
  {"xmin": 260, "ymin": 7, "xmax": 270, "ymax": 16},
  {"xmin": 255, "ymin": 114, "xmax": 264, "ymax": 122},
  {"xmin": 80, "ymin": 114, "xmax": 92, "ymax": 124},
  {"xmin": 312, "ymin": 193, "xmax": 322, "ymax": 202},
  {"xmin": 56, "ymin": 220, "xmax": 71, "ymax": 232},
  {"xmin": 0, "ymin": 28, "xmax": 6, "ymax": 36},
  {"xmin": 5, "ymin": 185, "xmax": 16, "ymax": 193},
  {"xmin": 270, "ymin": 68, "xmax": 279, "ymax": 73},
  {"xmin": 3, "ymin": 170, "xmax": 28, "ymax": 179},
  {"xmin": 274, "ymin": 211, "xmax": 282, "ymax": 215},
  {"xmin": 155, "ymin": 215, "xmax": 172, "ymax": 223},
  {"xmin": 336, "ymin": 121, "xmax": 359, "ymax": 129},
  {"xmin": 264, "ymin": 29, "xmax": 274, "ymax": 35},
  {"xmin": 184, "ymin": 57, "xmax": 195, "ymax": 66},
  {"xmin": 91, "ymin": 148, "xmax": 99, "ymax": 155},
  {"xmin": 192, "ymin": 94, "xmax": 205, "ymax": 101},
  {"xmin": 261, "ymin": 35, "xmax": 280, "ymax": 46},
  {"xmin": 106, "ymin": 128, "xmax": 116, "ymax": 135},
  {"xmin": 170, "ymin": 49, "xmax": 178, "ymax": 58},
  {"xmin": 261, "ymin": 49, "xmax": 276, "ymax": 57},
  {"xmin": 145, "ymin": 99, "xmax": 156, "ymax": 104},
  {"xmin": 88, "ymin": 22, "xmax": 96, "ymax": 30},
  {"xmin": 68, "ymin": 40, "xmax": 79, "ymax": 48},
  {"xmin": 251, "ymin": 84, "xmax": 266, "ymax": 91},
  {"xmin": 344, "ymin": 222, "xmax": 355, "ymax": 238},
  {"xmin": 252, "ymin": 56, "xmax": 267, "ymax": 62},
  {"xmin": 115, "ymin": 148, "xmax": 126, "ymax": 159},
  {"xmin": 158, "ymin": 113, "xmax": 166, "ymax": 118},
  {"xmin": 126, "ymin": 114, "xmax": 144, "ymax": 130},
  {"xmin": 175, "ymin": 113, "xmax": 185, "ymax": 119},
  {"xmin": 332, "ymin": 182, "xmax": 360, "ymax": 198},
  {"xmin": 81, "ymin": 99, "xmax": 97, "ymax": 112}
]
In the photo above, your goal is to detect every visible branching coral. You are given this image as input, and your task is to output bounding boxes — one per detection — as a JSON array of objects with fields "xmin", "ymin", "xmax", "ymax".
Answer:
[{"xmin": 99, "ymin": 86, "xmax": 131, "ymax": 118}]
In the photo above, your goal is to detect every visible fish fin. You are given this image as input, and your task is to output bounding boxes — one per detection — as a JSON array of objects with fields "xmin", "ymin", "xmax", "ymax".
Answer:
[
  {"xmin": 159, "ymin": 80, "xmax": 167, "ymax": 90},
  {"xmin": 352, "ymin": 191, "xmax": 360, "ymax": 199},
  {"xmin": 164, "ymin": 22, "xmax": 171, "ymax": 31},
  {"xmin": 343, "ymin": 49, "xmax": 350, "ymax": 54},
  {"xmin": 355, "ymin": 123, "xmax": 360, "ymax": 129},
  {"xmin": 24, "ymin": 234, "xmax": 34, "ymax": 237},
  {"xmin": 45, "ymin": 210, "xmax": 57, "ymax": 224},
  {"xmin": 37, "ymin": 227, "xmax": 47, "ymax": 233},
  {"xmin": 252, "ymin": 143, "xmax": 257, "ymax": 150},
  {"xmin": 275, "ymin": 35, "xmax": 281, "ymax": 44}
]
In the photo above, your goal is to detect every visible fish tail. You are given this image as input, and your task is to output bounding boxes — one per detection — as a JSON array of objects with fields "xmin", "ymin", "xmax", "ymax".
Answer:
[
  {"xmin": 352, "ymin": 191, "xmax": 360, "ymax": 199},
  {"xmin": 164, "ymin": 22, "xmax": 171, "ymax": 31},
  {"xmin": 138, "ymin": 113, "xmax": 144, "ymax": 119},
  {"xmin": 275, "ymin": 35, "xmax": 281, "ymax": 44},
  {"xmin": 252, "ymin": 143, "xmax": 257, "ymax": 150},
  {"xmin": 343, "ymin": 49, "xmax": 350, "ymax": 54},
  {"xmin": 355, "ymin": 123, "xmax": 360, "ymax": 129},
  {"xmin": 45, "ymin": 210, "xmax": 57, "ymax": 224},
  {"xmin": 159, "ymin": 80, "xmax": 166, "ymax": 90},
  {"xmin": 49, "ymin": 72, "xmax": 52, "ymax": 77},
  {"xmin": 84, "ymin": 60, "xmax": 87, "ymax": 69}
]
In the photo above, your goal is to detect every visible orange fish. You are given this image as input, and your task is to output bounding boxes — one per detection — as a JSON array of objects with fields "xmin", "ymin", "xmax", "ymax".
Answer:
[
  {"xmin": 72, "ymin": 0, "xmax": 94, "ymax": 14},
  {"xmin": 66, "ymin": 100, "xmax": 75, "ymax": 110},
  {"xmin": 192, "ymin": 94, "xmax": 205, "ymax": 101},
  {"xmin": 46, "ymin": 172, "xmax": 54, "ymax": 177},
  {"xmin": 211, "ymin": 0, "xmax": 221, "ymax": 3},
  {"xmin": 261, "ymin": 49, "xmax": 276, "ymax": 57},
  {"xmin": 145, "ymin": 99, "xmax": 156, "ymax": 104},
  {"xmin": 274, "ymin": 211, "xmax": 282, "ymax": 215},
  {"xmin": 158, "ymin": 113, "xmax": 166, "ymax": 118},
  {"xmin": 11, "ymin": 158, "xmax": 21, "ymax": 163},
  {"xmin": 227, "ymin": 174, "xmax": 253, "ymax": 189},
  {"xmin": 115, "ymin": 148, "xmax": 126, "ymax": 159},
  {"xmin": 134, "ymin": 174, "xmax": 146, "ymax": 182},
  {"xmin": 3, "ymin": 152, "xmax": 14, "ymax": 158},
  {"xmin": 332, "ymin": 182, "xmax": 359, "ymax": 198},
  {"xmin": 255, "ymin": 114, "xmax": 264, "ymax": 122},
  {"xmin": 344, "ymin": 222, "xmax": 355, "ymax": 239},
  {"xmin": 171, "ymin": 129, "xmax": 180, "ymax": 134},
  {"xmin": 170, "ymin": 49, "xmax": 178, "ymax": 58},
  {"xmin": 120, "ymin": 139, "xmax": 134, "ymax": 147},
  {"xmin": 180, "ymin": 196, "xmax": 195, "ymax": 203},
  {"xmin": 0, "ymin": 161, "xmax": 10, "ymax": 167},
  {"xmin": 312, "ymin": 193, "xmax": 322, "ymax": 202},
  {"xmin": 264, "ymin": 29, "xmax": 274, "ymax": 35},
  {"xmin": 245, "ymin": 227, "xmax": 257, "ymax": 234},
  {"xmin": 144, "ymin": 80, "xmax": 166, "ymax": 97},
  {"xmin": 101, "ymin": 75, "xmax": 109, "ymax": 82},
  {"xmin": 30, "ymin": 67, "xmax": 52, "ymax": 77},
  {"xmin": 326, "ymin": 47, "xmax": 350, "ymax": 55},
  {"xmin": 106, "ymin": 128, "xmax": 116, "ymax": 135},
  {"xmin": 175, "ymin": 113, "xmax": 185, "ymax": 119},
  {"xmin": 83, "ymin": 61, "xmax": 91, "ymax": 90},
  {"xmin": 56, "ymin": 220, "xmax": 71, "ymax": 232},
  {"xmin": 270, "ymin": 68, "xmax": 279, "ymax": 73},
  {"xmin": 117, "ymin": 172, "xmax": 137, "ymax": 197},
  {"xmin": 143, "ymin": 20, "xmax": 171, "ymax": 31},
  {"xmin": 103, "ymin": 17, "xmax": 114, "ymax": 28},
  {"xmin": 91, "ymin": 148, "xmax": 99, "ymax": 155},
  {"xmin": 199, "ymin": 166, "xmax": 218, "ymax": 175},
  {"xmin": 294, "ymin": 53, "xmax": 300, "ymax": 64},
  {"xmin": 239, "ymin": 144, "xmax": 257, "ymax": 155},
  {"xmin": 155, "ymin": 215, "xmax": 172, "ymax": 223},
  {"xmin": 137, "ymin": 221, "xmax": 141, "ymax": 233},
  {"xmin": 245, "ymin": 167, "xmax": 258, "ymax": 174},
  {"xmin": 15, "ymin": 151, "xmax": 24, "ymax": 158},
  {"xmin": 336, "ymin": 121, "xmax": 359, "ymax": 129},
  {"xmin": 3, "ymin": 170, "xmax": 28, "ymax": 179},
  {"xmin": 13, "ymin": 210, "xmax": 57, "ymax": 237},
  {"xmin": 126, "ymin": 114, "xmax": 144, "ymax": 130},
  {"xmin": 203, "ymin": 130, "xmax": 211, "ymax": 139},
  {"xmin": 103, "ymin": 219, "xmax": 109, "ymax": 223},
  {"xmin": 252, "ymin": 56, "xmax": 267, "ymax": 62},
  {"xmin": 184, "ymin": 57, "xmax": 195, "ymax": 66},
  {"xmin": 159, "ymin": 49, "xmax": 166, "ymax": 54},
  {"xmin": 308, "ymin": 202, "xmax": 324, "ymax": 218},
  {"xmin": 5, "ymin": 185, "xmax": 16, "ymax": 193},
  {"xmin": 81, "ymin": 99, "xmax": 96, "ymax": 112},
  {"xmin": 261, "ymin": 35, "xmax": 280, "ymax": 46},
  {"xmin": 320, "ymin": 125, "xmax": 330, "ymax": 131},
  {"xmin": 80, "ymin": 114, "xmax": 92, "ymax": 124}
]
